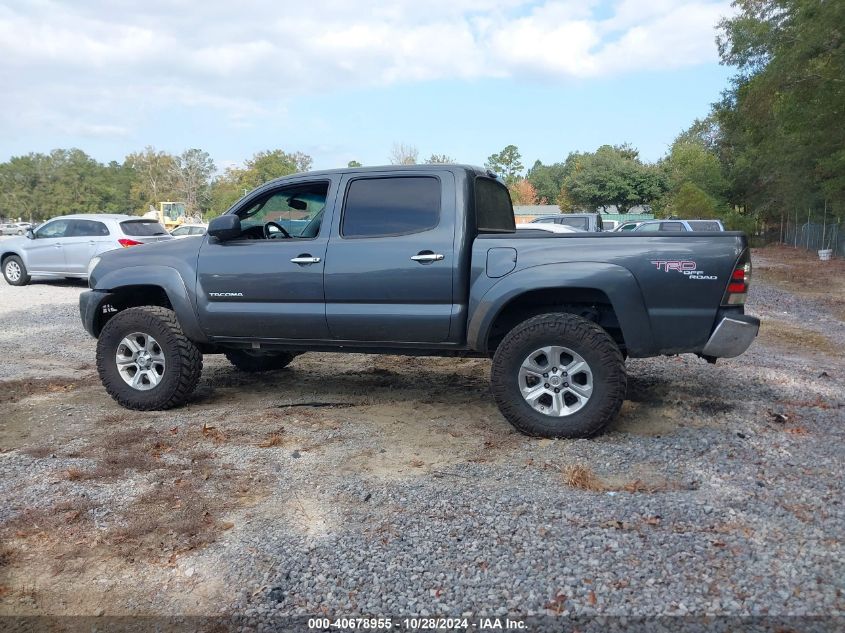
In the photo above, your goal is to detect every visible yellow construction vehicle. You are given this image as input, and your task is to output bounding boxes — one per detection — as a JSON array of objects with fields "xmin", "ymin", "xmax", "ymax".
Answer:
[{"xmin": 143, "ymin": 202, "xmax": 201, "ymax": 231}]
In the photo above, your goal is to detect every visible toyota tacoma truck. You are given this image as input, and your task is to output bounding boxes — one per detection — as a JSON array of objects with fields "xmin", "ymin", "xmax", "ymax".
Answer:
[{"xmin": 79, "ymin": 165, "xmax": 759, "ymax": 438}]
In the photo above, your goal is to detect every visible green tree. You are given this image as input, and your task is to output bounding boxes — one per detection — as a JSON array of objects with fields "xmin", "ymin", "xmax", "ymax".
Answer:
[
  {"xmin": 347, "ymin": 160, "xmax": 363, "ymax": 168},
  {"xmin": 171, "ymin": 149, "xmax": 215, "ymax": 217},
  {"xmin": 237, "ymin": 150, "xmax": 312, "ymax": 190},
  {"xmin": 562, "ymin": 145, "xmax": 666, "ymax": 213},
  {"xmin": 526, "ymin": 161, "xmax": 568, "ymax": 203},
  {"xmin": 485, "ymin": 145, "xmax": 524, "ymax": 186},
  {"xmin": 714, "ymin": 0, "xmax": 845, "ymax": 220},
  {"xmin": 425, "ymin": 154, "xmax": 456, "ymax": 164},
  {"xmin": 207, "ymin": 148, "xmax": 314, "ymax": 216},
  {"xmin": 663, "ymin": 182, "xmax": 720, "ymax": 218},
  {"xmin": 389, "ymin": 143, "xmax": 418, "ymax": 165},
  {"xmin": 124, "ymin": 146, "xmax": 177, "ymax": 213},
  {"xmin": 0, "ymin": 149, "xmax": 136, "ymax": 221}
]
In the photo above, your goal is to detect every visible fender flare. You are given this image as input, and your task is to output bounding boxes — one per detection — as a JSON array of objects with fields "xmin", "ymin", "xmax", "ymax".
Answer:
[
  {"xmin": 93, "ymin": 265, "xmax": 207, "ymax": 343},
  {"xmin": 467, "ymin": 262, "xmax": 654, "ymax": 356}
]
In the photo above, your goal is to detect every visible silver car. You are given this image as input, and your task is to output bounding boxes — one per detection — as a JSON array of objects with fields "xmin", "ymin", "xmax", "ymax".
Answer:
[
  {"xmin": 0, "ymin": 222, "xmax": 32, "ymax": 236},
  {"xmin": 1, "ymin": 214, "xmax": 172, "ymax": 286}
]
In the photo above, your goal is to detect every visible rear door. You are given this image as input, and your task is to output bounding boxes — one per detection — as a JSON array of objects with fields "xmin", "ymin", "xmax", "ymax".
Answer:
[
  {"xmin": 323, "ymin": 171, "xmax": 456, "ymax": 343},
  {"xmin": 26, "ymin": 219, "xmax": 71, "ymax": 273},
  {"xmin": 63, "ymin": 219, "xmax": 110, "ymax": 273}
]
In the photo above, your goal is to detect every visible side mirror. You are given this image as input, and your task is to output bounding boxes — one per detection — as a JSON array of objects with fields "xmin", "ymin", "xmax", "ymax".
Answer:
[
  {"xmin": 25, "ymin": 228, "xmax": 34, "ymax": 239},
  {"xmin": 207, "ymin": 215, "xmax": 241, "ymax": 242}
]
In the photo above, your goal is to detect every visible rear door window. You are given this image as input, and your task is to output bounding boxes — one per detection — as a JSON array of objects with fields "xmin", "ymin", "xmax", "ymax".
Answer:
[
  {"xmin": 558, "ymin": 217, "xmax": 589, "ymax": 230},
  {"xmin": 660, "ymin": 222, "xmax": 684, "ymax": 231},
  {"xmin": 688, "ymin": 220, "xmax": 721, "ymax": 231},
  {"xmin": 121, "ymin": 220, "xmax": 168, "ymax": 236},
  {"xmin": 636, "ymin": 223, "xmax": 660, "ymax": 232},
  {"xmin": 342, "ymin": 177, "xmax": 440, "ymax": 238},
  {"xmin": 69, "ymin": 220, "xmax": 109, "ymax": 237}
]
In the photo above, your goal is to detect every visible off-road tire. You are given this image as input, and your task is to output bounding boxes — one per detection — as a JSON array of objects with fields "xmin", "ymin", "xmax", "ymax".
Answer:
[
  {"xmin": 224, "ymin": 349, "xmax": 296, "ymax": 373},
  {"xmin": 3, "ymin": 255, "xmax": 30, "ymax": 286},
  {"xmin": 97, "ymin": 306, "xmax": 203, "ymax": 410},
  {"xmin": 491, "ymin": 313, "xmax": 626, "ymax": 438}
]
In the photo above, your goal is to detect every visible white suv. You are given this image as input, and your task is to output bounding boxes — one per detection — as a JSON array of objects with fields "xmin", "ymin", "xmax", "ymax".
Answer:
[{"xmin": 1, "ymin": 214, "xmax": 172, "ymax": 286}]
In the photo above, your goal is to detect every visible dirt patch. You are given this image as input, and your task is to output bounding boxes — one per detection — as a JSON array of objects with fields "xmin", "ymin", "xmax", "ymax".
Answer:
[
  {"xmin": 0, "ymin": 375, "xmax": 96, "ymax": 405},
  {"xmin": 0, "ymin": 417, "xmax": 271, "ymax": 614},
  {"xmin": 754, "ymin": 244, "xmax": 845, "ymax": 319},
  {"xmin": 758, "ymin": 318, "xmax": 836, "ymax": 354}
]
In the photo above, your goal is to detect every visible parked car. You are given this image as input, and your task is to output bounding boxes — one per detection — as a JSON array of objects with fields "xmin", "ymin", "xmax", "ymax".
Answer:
[
  {"xmin": 530, "ymin": 213, "xmax": 603, "ymax": 232},
  {"xmin": 169, "ymin": 223, "xmax": 208, "ymax": 238},
  {"xmin": 614, "ymin": 221, "xmax": 644, "ymax": 232},
  {"xmin": 632, "ymin": 219, "xmax": 726, "ymax": 232},
  {"xmin": 602, "ymin": 220, "xmax": 619, "ymax": 232},
  {"xmin": 1, "ymin": 222, "xmax": 32, "ymax": 236},
  {"xmin": 1, "ymin": 214, "xmax": 172, "ymax": 286},
  {"xmin": 516, "ymin": 223, "xmax": 579, "ymax": 234},
  {"xmin": 81, "ymin": 165, "xmax": 758, "ymax": 439}
]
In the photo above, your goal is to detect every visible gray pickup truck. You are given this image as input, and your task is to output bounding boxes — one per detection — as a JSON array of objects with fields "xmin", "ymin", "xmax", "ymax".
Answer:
[{"xmin": 80, "ymin": 165, "xmax": 758, "ymax": 438}]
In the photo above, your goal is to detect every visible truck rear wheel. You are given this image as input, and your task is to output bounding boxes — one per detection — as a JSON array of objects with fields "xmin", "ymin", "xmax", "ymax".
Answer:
[
  {"xmin": 491, "ymin": 313, "xmax": 626, "ymax": 438},
  {"xmin": 224, "ymin": 349, "xmax": 296, "ymax": 373},
  {"xmin": 96, "ymin": 306, "xmax": 203, "ymax": 410}
]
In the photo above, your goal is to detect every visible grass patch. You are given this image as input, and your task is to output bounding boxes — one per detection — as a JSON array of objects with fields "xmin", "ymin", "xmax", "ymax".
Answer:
[
  {"xmin": 562, "ymin": 464, "xmax": 684, "ymax": 494},
  {"xmin": 257, "ymin": 430, "xmax": 286, "ymax": 448}
]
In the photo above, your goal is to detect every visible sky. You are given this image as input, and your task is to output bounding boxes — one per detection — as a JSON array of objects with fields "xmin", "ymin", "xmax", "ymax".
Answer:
[{"xmin": 0, "ymin": 0, "xmax": 735, "ymax": 171}]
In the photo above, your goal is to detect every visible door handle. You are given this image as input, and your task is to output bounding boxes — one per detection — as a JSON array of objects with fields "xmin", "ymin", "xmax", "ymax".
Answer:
[
  {"xmin": 290, "ymin": 256, "xmax": 321, "ymax": 265},
  {"xmin": 410, "ymin": 252, "xmax": 444, "ymax": 263}
]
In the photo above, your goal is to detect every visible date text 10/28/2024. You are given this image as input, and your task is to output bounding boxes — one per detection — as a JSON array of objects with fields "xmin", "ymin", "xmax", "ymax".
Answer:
[{"xmin": 308, "ymin": 617, "xmax": 527, "ymax": 630}]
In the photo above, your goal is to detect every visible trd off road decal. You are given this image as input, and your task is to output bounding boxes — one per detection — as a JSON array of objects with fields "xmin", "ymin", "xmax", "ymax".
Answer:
[{"xmin": 650, "ymin": 260, "xmax": 717, "ymax": 280}]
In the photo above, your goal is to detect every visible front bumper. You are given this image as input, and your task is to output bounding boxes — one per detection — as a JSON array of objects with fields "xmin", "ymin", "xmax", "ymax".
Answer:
[
  {"xmin": 79, "ymin": 290, "xmax": 112, "ymax": 338},
  {"xmin": 701, "ymin": 314, "xmax": 760, "ymax": 358}
]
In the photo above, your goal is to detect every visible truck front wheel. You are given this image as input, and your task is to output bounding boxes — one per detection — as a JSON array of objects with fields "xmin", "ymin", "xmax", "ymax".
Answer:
[
  {"xmin": 96, "ymin": 306, "xmax": 203, "ymax": 410},
  {"xmin": 491, "ymin": 313, "xmax": 626, "ymax": 438}
]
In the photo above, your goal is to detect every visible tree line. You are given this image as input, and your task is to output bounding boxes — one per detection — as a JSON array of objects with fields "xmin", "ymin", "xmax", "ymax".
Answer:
[{"xmin": 1, "ymin": 0, "xmax": 839, "ymax": 232}]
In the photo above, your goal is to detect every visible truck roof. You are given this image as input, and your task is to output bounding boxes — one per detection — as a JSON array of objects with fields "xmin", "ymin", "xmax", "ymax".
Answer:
[{"xmin": 264, "ymin": 164, "xmax": 493, "ymax": 185}]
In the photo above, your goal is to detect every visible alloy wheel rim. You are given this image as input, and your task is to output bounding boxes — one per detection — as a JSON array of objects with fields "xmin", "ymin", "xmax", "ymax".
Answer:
[
  {"xmin": 115, "ymin": 332, "xmax": 166, "ymax": 391},
  {"xmin": 518, "ymin": 345, "xmax": 593, "ymax": 416},
  {"xmin": 5, "ymin": 261, "xmax": 21, "ymax": 282}
]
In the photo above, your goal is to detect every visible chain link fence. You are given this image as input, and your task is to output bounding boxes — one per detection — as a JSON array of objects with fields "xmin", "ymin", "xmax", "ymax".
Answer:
[{"xmin": 755, "ymin": 211, "xmax": 844, "ymax": 258}]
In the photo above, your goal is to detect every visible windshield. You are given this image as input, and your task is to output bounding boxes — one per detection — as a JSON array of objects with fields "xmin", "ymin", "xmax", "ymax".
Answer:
[{"xmin": 121, "ymin": 220, "xmax": 168, "ymax": 236}]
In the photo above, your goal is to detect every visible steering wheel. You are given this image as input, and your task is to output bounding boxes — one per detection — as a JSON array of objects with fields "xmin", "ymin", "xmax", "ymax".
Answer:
[{"xmin": 263, "ymin": 221, "xmax": 291, "ymax": 239}]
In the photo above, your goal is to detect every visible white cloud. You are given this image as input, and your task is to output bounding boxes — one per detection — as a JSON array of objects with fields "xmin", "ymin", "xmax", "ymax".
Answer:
[{"xmin": 0, "ymin": 0, "xmax": 731, "ymax": 140}]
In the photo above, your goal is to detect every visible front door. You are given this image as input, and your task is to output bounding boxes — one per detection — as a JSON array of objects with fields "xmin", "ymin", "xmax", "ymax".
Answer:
[
  {"xmin": 26, "ymin": 218, "xmax": 71, "ymax": 273},
  {"xmin": 196, "ymin": 178, "xmax": 338, "ymax": 339},
  {"xmin": 323, "ymin": 171, "xmax": 456, "ymax": 343}
]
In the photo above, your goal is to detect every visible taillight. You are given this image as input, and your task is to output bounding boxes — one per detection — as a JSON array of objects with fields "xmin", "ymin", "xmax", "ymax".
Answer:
[
  {"xmin": 118, "ymin": 238, "xmax": 142, "ymax": 248},
  {"xmin": 722, "ymin": 255, "xmax": 751, "ymax": 305}
]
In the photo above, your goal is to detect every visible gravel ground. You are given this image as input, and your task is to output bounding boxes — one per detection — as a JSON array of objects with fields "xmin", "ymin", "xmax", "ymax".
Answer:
[{"xmin": 0, "ymin": 244, "xmax": 842, "ymax": 628}]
